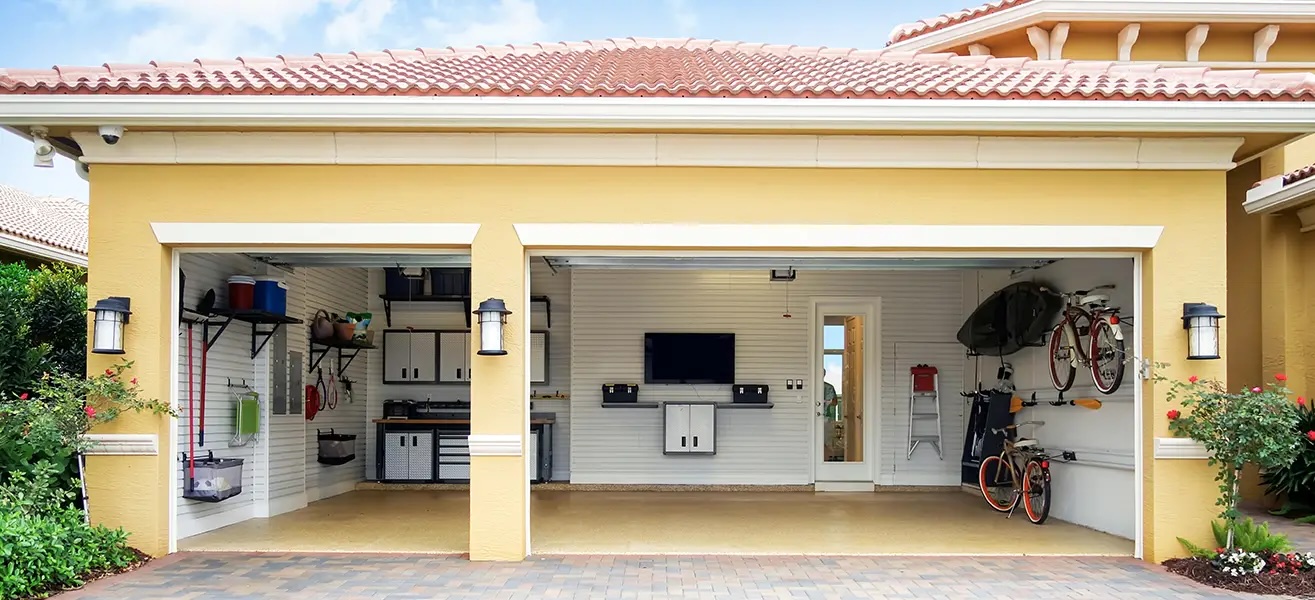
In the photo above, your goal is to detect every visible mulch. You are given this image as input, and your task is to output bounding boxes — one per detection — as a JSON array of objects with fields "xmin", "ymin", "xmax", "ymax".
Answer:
[
  {"xmin": 1165, "ymin": 557, "xmax": 1315, "ymax": 597},
  {"xmin": 32, "ymin": 548, "xmax": 151, "ymax": 599}
]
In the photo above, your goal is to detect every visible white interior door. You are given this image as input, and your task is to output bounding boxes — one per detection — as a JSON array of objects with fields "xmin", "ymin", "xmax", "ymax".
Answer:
[{"xmin": 814, "ymin": 300, "xmax": 880, "ymax": 483}]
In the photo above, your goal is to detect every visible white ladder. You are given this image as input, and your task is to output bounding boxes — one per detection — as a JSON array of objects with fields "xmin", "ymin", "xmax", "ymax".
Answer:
[{"xmin": 907, "ymin": 372, "xmax": 944, "ymax": 459}]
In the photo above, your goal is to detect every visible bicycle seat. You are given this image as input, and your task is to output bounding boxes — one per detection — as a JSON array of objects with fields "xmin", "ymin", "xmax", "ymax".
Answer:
[
  {"xmin": 1080, "ymin": 294, "xmax": 1109, "ymax": 307},
  {"xmin": 1014, "ymin": 439, "xmax": 1038, "ymax": 449}
]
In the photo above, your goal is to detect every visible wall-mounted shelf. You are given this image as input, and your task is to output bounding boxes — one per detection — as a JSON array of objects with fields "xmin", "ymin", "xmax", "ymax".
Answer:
[
  {"xmin": 601, "ymin": 402, "xmax": 660, "ymax": 408},
  {"xmin": 205, "ymin": 309, "xmax": 303, "ymax": 358},
  {"xmin": 379, "ymin": 294, "xmax": 553, "ymax": 328},
  {"xmin": 717, "ymin": 403, "xmax": 774, "ymax": 409},
  {"xmin": 309, "ymin": 338, "xmax": 375, "ymax": 372}
]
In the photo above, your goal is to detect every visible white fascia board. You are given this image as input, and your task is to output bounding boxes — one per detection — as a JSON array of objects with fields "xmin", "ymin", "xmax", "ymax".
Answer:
[
  {"xmin": 1243, "ymin": 176, "xmax": 1315, "ymax": 215},
  {"xmin": 885, "ymin": 0, "xmax": 1315, "ymax": 52},
  {"xmin": 513, "ymin": 224, "xmax": 1164, "ymax": 250},
  {"xmin": 0, "ymin": 232, "xmax": 87, "ymax": 266},
  {"xmin": 2, "ymin": 96, "xmax": 1315, "ymax": 134},
  {"xmin": 151, "ymin": 222, "xmax": 479, "ymax": 246}
]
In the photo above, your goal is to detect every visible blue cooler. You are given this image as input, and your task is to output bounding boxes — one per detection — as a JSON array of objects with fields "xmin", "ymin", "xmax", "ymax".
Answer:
[{"xmin": 252, "ymin": 276, "xmax": 287, "ymax": 314}]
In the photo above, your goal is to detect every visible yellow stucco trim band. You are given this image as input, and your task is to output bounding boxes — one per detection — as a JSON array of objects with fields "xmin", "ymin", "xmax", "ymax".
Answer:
[
  {"xmin": 150, "ymin": 223, "xmax": 479, "ymax": 246},
  {"xmin": 513, "ymin": 224, "xmax": 1164, "ymax": 250}
]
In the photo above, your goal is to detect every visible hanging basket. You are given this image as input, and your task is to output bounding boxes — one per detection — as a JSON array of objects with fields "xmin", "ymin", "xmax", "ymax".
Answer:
[
  {"xmin": 181, "ymin": 451, "xmax": 244, "ymax": 503},
  {"xmin": 317, "ymin": 429, "xmax": 357, "ymax": 465}
]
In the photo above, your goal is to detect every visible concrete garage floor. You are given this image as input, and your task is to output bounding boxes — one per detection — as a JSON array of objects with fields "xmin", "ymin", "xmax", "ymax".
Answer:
[{"xmin": 180, "ymin": 489, "xmax": 1133, "ymax": 556}]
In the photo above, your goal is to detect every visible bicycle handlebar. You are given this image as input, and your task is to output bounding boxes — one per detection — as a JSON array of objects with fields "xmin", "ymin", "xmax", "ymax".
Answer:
[{"xmin": 989, "ymin": 420, "xmax": 1045, "ymax": 435}]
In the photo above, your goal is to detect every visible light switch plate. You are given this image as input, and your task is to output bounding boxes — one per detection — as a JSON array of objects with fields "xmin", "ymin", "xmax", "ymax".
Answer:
[
  {"xmin": 785, "ymin": 380, "xmax": 794, "ymax": 390},
  {"xmin": 794, "ymin": 379, "xmax": 804, "ymax": 389}
]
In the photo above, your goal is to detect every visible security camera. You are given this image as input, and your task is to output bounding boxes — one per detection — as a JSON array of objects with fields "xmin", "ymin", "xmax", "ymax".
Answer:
[
  {"xmin": 98, "ymin": 125, "xmax": 124, "ymax": 145},
  {"xmin": 31, "ymin": 126, "xmax": 54, "ymax": 168},
  {"xmin": 76, "ymin": 159, "xmax": 91, "ymax": 182}
]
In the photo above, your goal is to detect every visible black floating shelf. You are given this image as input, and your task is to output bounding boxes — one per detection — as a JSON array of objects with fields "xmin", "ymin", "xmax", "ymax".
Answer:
[
  {"xmin": 717, "ymin": 403, "xmax": 774, "ymax": 409},
  {"xmin": 203, "ymin": 309, "xmax": 304, "ymax": 358},
  {"xmin": 379, "ymin": 294, "xmax": 552, "ymax": 328},
  {"xmin": 308, "ymin": 338, "xmax": 376, "ymax": 372},
  {"xmin": 601, "ymin": 402, "xmax": 661, "ymax": 408}
]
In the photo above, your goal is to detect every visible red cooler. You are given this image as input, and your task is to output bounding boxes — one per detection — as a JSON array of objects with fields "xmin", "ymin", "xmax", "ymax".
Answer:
[
  {"xmin": 911, "ymin": 365, "xmax": 938, "ymax": 392},
  {"xmin": 227, "ymin": 276, "xmax": 255, "ymax": 310}
]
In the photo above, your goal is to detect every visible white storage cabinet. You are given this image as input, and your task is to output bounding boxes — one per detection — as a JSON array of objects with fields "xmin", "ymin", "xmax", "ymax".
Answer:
[
  {"xmin": 382, "ymin": 330, "xmax": 438, "ymax": 384},
  {"xmin": 382, "ymin": 431, "xmax": 434, "ymax": 481},
  {"xmin": 435, "ymin": 330, "xmax": 549, "ymax": 384},
  {"xmin": 663, "ymin": 402, "xmax": 717, "ymax": 455}
]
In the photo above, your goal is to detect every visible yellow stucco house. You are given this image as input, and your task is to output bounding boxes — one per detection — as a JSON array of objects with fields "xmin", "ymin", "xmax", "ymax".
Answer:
[{"xmin": 2, "ymin": 0, "xmax": 1315, "ymax": 564}]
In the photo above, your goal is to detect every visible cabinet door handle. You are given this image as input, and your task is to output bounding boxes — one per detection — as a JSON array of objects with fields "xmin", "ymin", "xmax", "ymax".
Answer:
[
  {"xmin": 693, "ymin": 436, "xmax": 699, "ymax": 447},
  {"xmin": 412, "ymin": 436, "xmax": 418, "ymax": 447},
  {"xmin": 413, "ymin": 368, "xmax": 419, "ymax": 379},
  {"xmin": 401, "ymin": 368, "xmax": 408, "ymax": 379},
  {"xmin": 681, "ymin": 436, "xmax": 686, "ymax": 447},
  {"xmin": 457, "ymin": 368, "xmax": 462, "ymax": 380},
  {"xmin": 399, "ymin": 437, "xmax": 405, "ymax": 448}
]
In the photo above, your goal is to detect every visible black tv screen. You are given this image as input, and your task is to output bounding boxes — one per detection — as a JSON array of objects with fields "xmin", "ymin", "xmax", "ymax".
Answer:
[{"xmin": 644, "ymin": 333, "xmax": 735, "ymax": 384}]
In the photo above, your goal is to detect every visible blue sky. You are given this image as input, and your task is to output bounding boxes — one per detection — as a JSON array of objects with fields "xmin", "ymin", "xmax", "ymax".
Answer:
[{"xmin": 0, "ymin": 0, "xmax": 971, "ymax": 201}]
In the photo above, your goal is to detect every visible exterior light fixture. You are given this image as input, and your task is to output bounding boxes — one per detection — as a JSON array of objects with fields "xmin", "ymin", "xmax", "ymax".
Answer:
[
  {"xmin": 90, "ymin": 297, "xmax": 132, "ymax": 355},
  {"xmin": 1182, "ymin": 302, "xmax": 1224, "ymax": 360},
  {"xmin": 473, "ymin": 298, "xmax": 511, "ymax": 356}
]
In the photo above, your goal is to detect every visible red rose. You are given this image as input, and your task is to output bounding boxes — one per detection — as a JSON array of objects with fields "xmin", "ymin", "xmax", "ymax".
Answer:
[
  {"xmin": 1253, "ymin": 387, "xmax": 1263, "ymax": 393},
  {"xmin": 1307, "ymin": 431, "xmax": 1315, "ymax": 442},
  {"xmin": 104, "ymin": 369, "xmax": 113, "ymax": 376},
  {"xmin": 1277, "ymin": 373, "xmax": 1289, "ymax": 382},
  {"xmin": 84, "ymin": 406, "xmax": 96, "ymax": 418},
  {"xmin": 1167, "ymin": 410, "xmax": 1181, "ymax": 420},
  {"xmin": 1300, "ymin": 397, "xmax": 1307, "ymax": 407},
  {"xmin": 18, "ymin": 393, "xmax": 27, "ymax": 400},
  {"xmin": 130, "ymin": 377, "xmax": 138, "ymax": 385},
  {"xmin": 1189, "ymin": 376, "xmax": 1199, "ymax": 384}
]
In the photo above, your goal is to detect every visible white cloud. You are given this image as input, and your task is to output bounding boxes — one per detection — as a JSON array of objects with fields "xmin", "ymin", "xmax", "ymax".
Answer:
[
  {"xmin": 422, "ymin": 0, "xmax": 548, "ymax": 48},
  {"xmin": 664, "ymin": 0, "xmax": 697, "ymax": 36},
  {"xmin": 325, "ymin": 0, "xmax": 398, "ymax": 48}
]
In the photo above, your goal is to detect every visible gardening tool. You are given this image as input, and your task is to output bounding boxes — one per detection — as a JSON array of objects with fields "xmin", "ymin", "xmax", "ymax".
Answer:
[
  {"xmin": 186, "ymin": 308, "xmax": 196, "ymax": 484},
  {"xmin": 75, "ymin": 451, "xmax": 89, "ymax": 525},
  {"xmin": 341, "ymin": 377, "xmax": 355, "ymax": 404},
  {"xmin": 196, "ymin": 289, "xmax": 216, "ymax": 446}
]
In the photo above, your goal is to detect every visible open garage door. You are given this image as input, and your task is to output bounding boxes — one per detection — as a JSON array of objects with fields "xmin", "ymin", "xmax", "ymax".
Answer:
[{"xmin": 527, "ymin": 252, "xmax": 1140, "ymax": 557}]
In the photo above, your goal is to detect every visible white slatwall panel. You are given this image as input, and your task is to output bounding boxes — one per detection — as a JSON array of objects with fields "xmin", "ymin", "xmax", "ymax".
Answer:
[
  {"xmin": 885, "ymin": 342, "xmax": 970, "ymax": 485},
  {"xmin": 364, "ymin": 261, "xmax": 571, "ymax": 480},
  {"xmin": 569, "ymin": 269, "xmax": 969, "ymax": 485},
  {"xmin": 176, "ymin": 254, "xmax": 259, "ymax": 537},
  {"xmin": 976, "ymin": 258, "xmax": 1136, "ymax": 539},
  {"xmin": 291, "ymin": 267, "xmax": 371, "ymax": 501}
]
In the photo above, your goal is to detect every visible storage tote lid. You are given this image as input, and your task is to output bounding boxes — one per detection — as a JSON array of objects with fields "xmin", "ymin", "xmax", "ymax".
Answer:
[{"xmin": 227, "ymin": 275, "xmax": 256, "ymax": 284}]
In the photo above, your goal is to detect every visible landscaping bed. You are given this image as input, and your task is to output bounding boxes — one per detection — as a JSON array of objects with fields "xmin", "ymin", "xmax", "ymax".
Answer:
[
  {"xmin": 1166, "ymin": 556, "xmax": 1315, "ymax": 597},
  {"xmin": 28, "ymin": 548, "xmax": 151, "ymax": 599}
]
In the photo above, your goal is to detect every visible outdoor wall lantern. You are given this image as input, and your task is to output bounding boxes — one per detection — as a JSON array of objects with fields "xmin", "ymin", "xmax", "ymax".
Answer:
[
  {"xmin": 473, "ymin": 298, "xmax": 511, "ymax": 356},
  {"xmin": 1182, "ymin": 302, "xmax": 1225, "ymax": 360},
  {"xmin": 90, "ymin": 296, "xmax": 132, "ymax": 355}
]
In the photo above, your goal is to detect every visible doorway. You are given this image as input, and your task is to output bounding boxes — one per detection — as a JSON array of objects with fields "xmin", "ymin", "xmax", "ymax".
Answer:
[{"xmin": 813, "ymin": 300, "xmax": 879, "ymax": 484}]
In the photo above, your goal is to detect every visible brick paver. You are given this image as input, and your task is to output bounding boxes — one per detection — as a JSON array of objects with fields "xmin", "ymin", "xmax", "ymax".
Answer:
[{"xmin": 62, "ymin": 553, "xmax": 1258, "ymax": 599}]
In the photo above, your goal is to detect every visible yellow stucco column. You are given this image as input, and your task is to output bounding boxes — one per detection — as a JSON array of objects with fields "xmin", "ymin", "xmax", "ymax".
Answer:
[
  {"xmin": 468, "ymin": 223, "xmax": 529, "ymax": 561},
  {"xmin": 84, "ymin": 178, "xmax": 175, "ymax": 556},
  {"xmin": 1143, "ymin": 176, "xmax": 1231, "ymax": 563}
]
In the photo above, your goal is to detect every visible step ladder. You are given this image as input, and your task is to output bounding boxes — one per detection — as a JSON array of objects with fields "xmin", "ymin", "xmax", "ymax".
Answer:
[{"xmin": 907, "ymin": 366, "xmax": 944, "ymax": 459}]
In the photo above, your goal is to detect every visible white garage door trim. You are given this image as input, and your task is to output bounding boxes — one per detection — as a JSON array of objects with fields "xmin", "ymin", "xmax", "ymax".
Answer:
[
  {"xmin": 514, "ymin": 224, "xmax": 1163, "ymax": 250},
  {"xmin": 151, "ymin": 223, "xmax": 479, "ymax": 246}
]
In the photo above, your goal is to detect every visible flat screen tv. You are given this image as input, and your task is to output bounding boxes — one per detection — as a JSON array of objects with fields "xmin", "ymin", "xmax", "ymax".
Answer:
[{"xmin": 644, "ymin": 333, "xmax": 735, "ymax": 385}]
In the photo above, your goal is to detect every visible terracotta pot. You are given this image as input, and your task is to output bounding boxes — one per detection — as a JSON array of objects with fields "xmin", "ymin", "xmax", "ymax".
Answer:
[{"xmin": 334, "ymin": 322, "xmax": 355, "ymax": 341}]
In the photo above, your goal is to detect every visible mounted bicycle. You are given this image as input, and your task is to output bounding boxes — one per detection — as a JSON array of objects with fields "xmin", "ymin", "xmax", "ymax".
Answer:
[
  {"xmin": 977, "ymin": 421, "xmax": 1057, "ymax": 524},
  {"xmin": 1047, "ymin": 285, "xmax": 1126, "ymax": 395}
]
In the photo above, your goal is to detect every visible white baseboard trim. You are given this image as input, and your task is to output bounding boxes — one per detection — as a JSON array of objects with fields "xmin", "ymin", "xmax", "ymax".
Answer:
[
  {"xmin": 82, "ymin": 433, "xmax": 158, "ymax": 456},
  {"xmin": 177, "ymin": 504, "xmax": 255, "ymax": 539},
  {"xmin": 307, "ymin": 479, "xmax": 360, "ymax": 503},
  {"xmin": 815, "ymin": 481, "xmax": 876, "ymax": 492},
  {"xmin": 264, "ymin": 492, "xmax": 308, "ymax": 517},
  {"xmin": 569, "ymin": 472, "xmax": 808, "ymax": 486},
  {"xmin": 1154, "ymin": 437, "xmax": 1210, "ymax": 459}
]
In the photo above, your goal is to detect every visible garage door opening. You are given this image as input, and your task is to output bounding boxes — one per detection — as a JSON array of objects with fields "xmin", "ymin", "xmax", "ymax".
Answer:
[
  {"xmin": 172, "ymin": 250, "xmax": 475, "ymax": 554},
  {"xmin": 528, "ymin": 254, "xmax": 1139, "ymax": 556}
]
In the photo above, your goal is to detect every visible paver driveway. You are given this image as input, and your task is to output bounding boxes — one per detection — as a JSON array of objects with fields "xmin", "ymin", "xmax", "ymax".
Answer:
[{"xmin": 62, "ymin": 553, "xmax": 1257, "ymax": 599}]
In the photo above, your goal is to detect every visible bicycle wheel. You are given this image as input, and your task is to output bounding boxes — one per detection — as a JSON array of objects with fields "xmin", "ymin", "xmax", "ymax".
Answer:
[
  {"xmin": 978, "ymin": 456, "xmax": 1017, "ymax": 512},
  {"xmin": 1089, "ymin": 320, "xmax": 1126, "ymax": 395},
  {"xmin": 1022, "ymin": 461, "xmax": 1051, "ymax": 525},
  {"xmin": 1047, "ymin": 322, "xmax": 1076, "ymax": 392}
]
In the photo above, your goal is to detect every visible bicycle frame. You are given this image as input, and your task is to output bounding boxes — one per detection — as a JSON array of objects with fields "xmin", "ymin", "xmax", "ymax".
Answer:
[{"xmin": 1055, "ymin": 298, "xmax": 1124, "ymax": 370}]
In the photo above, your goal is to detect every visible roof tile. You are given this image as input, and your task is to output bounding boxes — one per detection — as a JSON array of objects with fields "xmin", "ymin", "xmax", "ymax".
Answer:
[
  {"xmin": 0, "ymin": 184, "xmax": 87, "ymax": 257},
  {"xmin": 889, "ymin": 0, "xmax": 1036, "ymax": 44},
  {"xmin": 1, "ymin": 38, "xmax": 1313, "ymax": 101},
  {"xmin": 1285, "ymin": 164, "xmax": 1315, "ymax": 187}
]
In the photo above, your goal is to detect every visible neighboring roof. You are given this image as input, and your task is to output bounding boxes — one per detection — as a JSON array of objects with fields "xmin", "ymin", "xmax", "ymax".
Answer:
[
  {"xmin": 0, "ymin": 184, "xmax": 88, "ymax": 264},
  {"xmin": 889, "ymin": 0, "xmax": 1033, "ymax": 45},
  {"xmin": 1282, "ymin": 163, "xmax": 1315, "ymax": 187},
  {"xmin": 1, "ymin": 38, "xmax": 1313, "ymax": 101}
]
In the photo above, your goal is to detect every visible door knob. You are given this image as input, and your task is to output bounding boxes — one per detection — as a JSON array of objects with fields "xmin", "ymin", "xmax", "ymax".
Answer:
[{"xmin": 816, "ymin": 412, "xmax": 822, "ymax": 417}]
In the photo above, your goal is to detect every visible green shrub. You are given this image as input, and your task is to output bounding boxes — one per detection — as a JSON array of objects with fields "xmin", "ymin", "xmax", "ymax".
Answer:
[
  {"xmin": 26, "ymin": 265, "xmax": 86, "ymax": 377},
  {"xmin": 1263, "ymin": 396, "xmax": 1315, "ymax": 513},
  {"xmin": 0, "ymin": 504, "xmax": 137, "ymax": 599},
  {"xmin": 1178, "ymin": 517, "xmax": 1294, "ymax": 558}
]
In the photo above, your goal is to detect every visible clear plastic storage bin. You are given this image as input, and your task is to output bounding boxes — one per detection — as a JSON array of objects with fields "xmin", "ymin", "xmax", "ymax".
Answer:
[
  {"xmin": 317, "ymin": 429, "xmax": 357, "ymax": 466},
  {"xmin": 181, "ymin": 452, "xmax": 244, "ymax": 503}
]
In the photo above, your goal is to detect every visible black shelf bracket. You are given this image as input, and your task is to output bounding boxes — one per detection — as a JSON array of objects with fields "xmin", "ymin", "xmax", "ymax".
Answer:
[
  {"xmin": 308, "ymin": 344, "xmax": 332, "ymax": 372},
  {"xmin": 250, "ymin": 323, "xmax": 285, "ymax": 359},
  {"xmin": 307, "ymin": 346, "xmax": 367, "ymax": 373},
  {"xmin": 200, "ymin": 310, "xmax": 303, "ymax": 359},
  {"xmin": 202, "ymin": 316, "xmax": 233, "ymax": 351},
  {"xmin": 338, "ymin": 347, "xmax": 364, "ymax": 372}
]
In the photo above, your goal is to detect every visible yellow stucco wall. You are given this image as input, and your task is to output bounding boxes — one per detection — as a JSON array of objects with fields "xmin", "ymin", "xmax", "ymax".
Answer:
[{"xmin": 86, "ymin": 163, "xmax": 1229, "ymax": 562}]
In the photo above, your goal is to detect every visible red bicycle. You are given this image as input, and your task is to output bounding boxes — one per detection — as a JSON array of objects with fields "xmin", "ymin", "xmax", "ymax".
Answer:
[{"xmin": 1047, "ymin": 286, "xmax": 1126, "ymax": 395}]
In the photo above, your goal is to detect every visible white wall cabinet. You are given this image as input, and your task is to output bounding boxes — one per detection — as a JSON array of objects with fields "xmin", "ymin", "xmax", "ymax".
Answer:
[
  {"xmin": 663, "ymin": 402, "xmax": 716, "ymax": 455},
  {"xmin": 438, "ymin": 332, "xmax": 470, "ymax": 383},
  {"xmin": 382, "ymin": 330, "xmax": 439, "ymax": 384}
]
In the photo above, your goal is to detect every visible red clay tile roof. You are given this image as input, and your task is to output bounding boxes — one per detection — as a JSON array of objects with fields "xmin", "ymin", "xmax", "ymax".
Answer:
[
  {"xmin": 1284, "ymin": 164, "xmax": 1315, "ymax": 187},
  {"xmin": 889, "ymin": 1, "xmax": 1035, "ymax": 45},
  {"xmin": 0, "ymin": 184, "xmax": 88, "ymax": 258},
  {"xmin": 1, "ymin": 38, "xmax": 1313, "ymax": 101}
]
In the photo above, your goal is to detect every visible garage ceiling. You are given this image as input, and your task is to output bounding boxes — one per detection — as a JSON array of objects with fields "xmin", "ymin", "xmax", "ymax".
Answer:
[
  {"xmin": 542, "ymin": 256, "xmax": 1059, "ymax": 271},
  {"xmin": 242, "ymin": 252, "xmax": 470, "ymax": 268}
]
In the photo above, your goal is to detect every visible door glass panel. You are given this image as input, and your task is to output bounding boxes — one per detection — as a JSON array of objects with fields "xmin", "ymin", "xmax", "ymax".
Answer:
[{"xmin": 822, "ymin": 316, "xmax": 864, "ymax": 463}]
